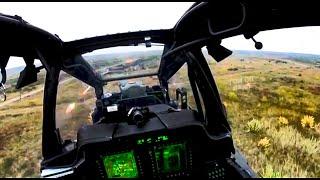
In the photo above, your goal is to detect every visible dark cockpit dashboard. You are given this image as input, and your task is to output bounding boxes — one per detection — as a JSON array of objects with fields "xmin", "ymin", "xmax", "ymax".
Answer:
[
  {"xmin": 40, "ymin": 79, "xmax": 256, "ymax": 179},
  {"xmin": 42, "ymin": 103, "xmax": 254, "ymax": 179}
]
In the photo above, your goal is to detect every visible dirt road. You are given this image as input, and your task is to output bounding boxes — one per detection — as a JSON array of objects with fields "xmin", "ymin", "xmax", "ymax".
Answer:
[{"xmin": 0, "ymin": 77, "xmax": 75, "ymax": 108}]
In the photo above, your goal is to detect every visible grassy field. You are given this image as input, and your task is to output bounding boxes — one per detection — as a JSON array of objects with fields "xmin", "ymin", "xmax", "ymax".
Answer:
[
  {"xmin": 0, "ymin": 69, "xmax": 46, "ymax": 177},
  {"xmin": 0, "ymin": 55, "xmax": 320, "ymax": 177},
  {"xmin": 209, "ymin": 56, "xmax": 320, "ymax": 177},
  {"xmin": 0, "ymin": 91, "xmax": 43, "ymax": 177}
]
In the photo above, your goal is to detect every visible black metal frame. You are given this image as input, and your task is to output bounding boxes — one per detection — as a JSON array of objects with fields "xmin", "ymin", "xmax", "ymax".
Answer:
[
  {"xmin": 40, "ymin": 33, "xmax": 232, "ymax": 163},
  {"xmin": 102, "ymin": 72, "xmax": 158, "ymax": 83}
]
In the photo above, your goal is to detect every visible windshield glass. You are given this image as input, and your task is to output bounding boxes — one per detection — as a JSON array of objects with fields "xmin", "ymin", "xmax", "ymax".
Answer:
[{"xmin": 82, "ymin": 44, "xmax": 163, "ymax": 81}]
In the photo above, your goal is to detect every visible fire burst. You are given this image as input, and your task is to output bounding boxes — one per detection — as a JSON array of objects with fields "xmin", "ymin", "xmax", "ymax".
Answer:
[
  {"xmin": 81, "ymin": 86, "xmax": 91, "ymax": 96},
  {"xmin": 125, "ymin": 58, "xmax": 134, "ymax": 64},
  {"xmin": 66, "ymin": 102, "xmax": 76, "ymax": 114}
]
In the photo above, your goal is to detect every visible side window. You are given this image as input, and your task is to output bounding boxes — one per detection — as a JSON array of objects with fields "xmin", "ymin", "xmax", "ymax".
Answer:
[
  {"xmin": 56, "ymin": 71, "xmax": 96, "ymax": 140},
  {"xmin": 167, "ymin": 63, "xmax": 197, "ymax": 110},
  {"xmin": 205, "ymin": 27, "xmax": 320, "ymax": 177},
  {"xmin": 0, "ymin": 57, "xmax": 44, "ymax": 177}
]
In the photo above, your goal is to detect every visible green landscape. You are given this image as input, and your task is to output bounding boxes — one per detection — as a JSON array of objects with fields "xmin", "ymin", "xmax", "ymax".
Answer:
[
  {"xmin": 209, "ymin": 55, "xmax": 320, "ymax": 177},
  {"xmin": 0, "ymin": 50, "xmax": 320, "ymax": 177}
]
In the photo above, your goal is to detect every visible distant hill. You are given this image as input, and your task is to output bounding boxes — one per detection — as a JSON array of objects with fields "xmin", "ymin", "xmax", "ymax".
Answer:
[
  {"xmin": 6, "ymin": 50, "xmax": 318, "ymax": 80},
  {"xmin": 84, "ymin": 50, "xmax": 162, "ymax": 63},
  {"xmin": 232, "ymin": 50, "xmax": 320, "ymax": 64},
  {"xmin": 85, "ymin": 49, "xmax": 320, "ymax": 66},
  {"xmin": 6, "ymin": 66, "xmax": 24, "ymax": 78},
  {"xmin": 5, "ymin": 61, "xmax": 42, "ymax": 79}
]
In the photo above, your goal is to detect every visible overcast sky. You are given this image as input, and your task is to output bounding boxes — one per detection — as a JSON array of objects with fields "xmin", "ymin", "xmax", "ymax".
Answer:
[{"xmin": 2, "ymin": 2, "xmax": 320, "ymax": 68}]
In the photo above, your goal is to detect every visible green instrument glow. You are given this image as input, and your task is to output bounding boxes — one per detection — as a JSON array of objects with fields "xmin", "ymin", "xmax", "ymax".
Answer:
[
  {"xmin": 155, "ymin": 143, "xmax": 187, "ymax": 173},
  {"xmin": 137, "ymin": 135, "xmax": 169, "ymax": 145},
  {"xmin": 102, "ymin": 151, "xmax": 138, "ymax": 178}
]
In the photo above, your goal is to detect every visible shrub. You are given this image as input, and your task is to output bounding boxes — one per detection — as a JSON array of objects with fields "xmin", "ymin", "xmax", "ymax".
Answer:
[
  {"xmin": 278, "ymin": 116, "xmax": 288, "ymax": 126},
  {"xmin": 261, "ymin": 96, "xmax": 268, "ymax": 102},
  {"xmin": 246, "ymin": 118, "xmax": 263, "ymax": 133},
  {"xmin": 262, "ymin": 164, "xmax": 282, "ymax": 178},
  {"xmin": 301, "ymin": 115, "xmax": 315, "ymax": 128},
  {"xmin": 258, "ymin": 137, "xmax": 271, "ymax": 149},
  {"xmin": 228, "ymin": 91, "xmax": 239, "ymax": 101},
  {"xmin": 267, "ymin": 126, "xmax": 320, "ymax": 156}
]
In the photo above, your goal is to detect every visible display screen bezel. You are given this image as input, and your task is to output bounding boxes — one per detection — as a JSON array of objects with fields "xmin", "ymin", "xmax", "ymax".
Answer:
[
  {"xmin": 154, "ymin": 142, "xmax": 188, "ymax": 174},
  {"xmin": 102, "ymin": 150, "xmax": 139, "ymax": 178}
]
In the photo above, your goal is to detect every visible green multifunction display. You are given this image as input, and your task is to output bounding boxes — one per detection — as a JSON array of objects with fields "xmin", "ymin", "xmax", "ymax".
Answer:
[
  {"xmin": 155, "ymin": 143, "xmax": 187, "ymax": 173},
  {"xmin": 102, "ymin": 151, "xmax": 138, "ymax": 178},
  {"xmin": 102, "ymin": 135, "xmax": 188, "ymax": 178}
]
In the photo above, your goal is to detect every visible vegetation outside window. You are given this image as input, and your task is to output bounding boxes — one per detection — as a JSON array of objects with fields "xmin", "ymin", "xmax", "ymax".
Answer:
[{"xmin": 204, "ymin": 27, "xmax": 320, "ymax": 177}]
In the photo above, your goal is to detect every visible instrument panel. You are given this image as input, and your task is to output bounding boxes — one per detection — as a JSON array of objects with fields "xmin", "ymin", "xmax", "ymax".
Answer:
[
  {"xmin": 93, "ymin": 134, "xmax": 194, "ymax": 179},
  {"xmin": 70, "ymin": 106, "xmax": 254, "ymax": 179},
  {"xmin": 79, "ymin": 129, "xmax": 238, "ymax": 179}
]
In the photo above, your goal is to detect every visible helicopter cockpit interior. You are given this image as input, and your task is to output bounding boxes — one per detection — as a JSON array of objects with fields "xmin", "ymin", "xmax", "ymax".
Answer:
[{"xmin": 1, "ymin": 1, "xmax": 320, "ymax": 179}]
